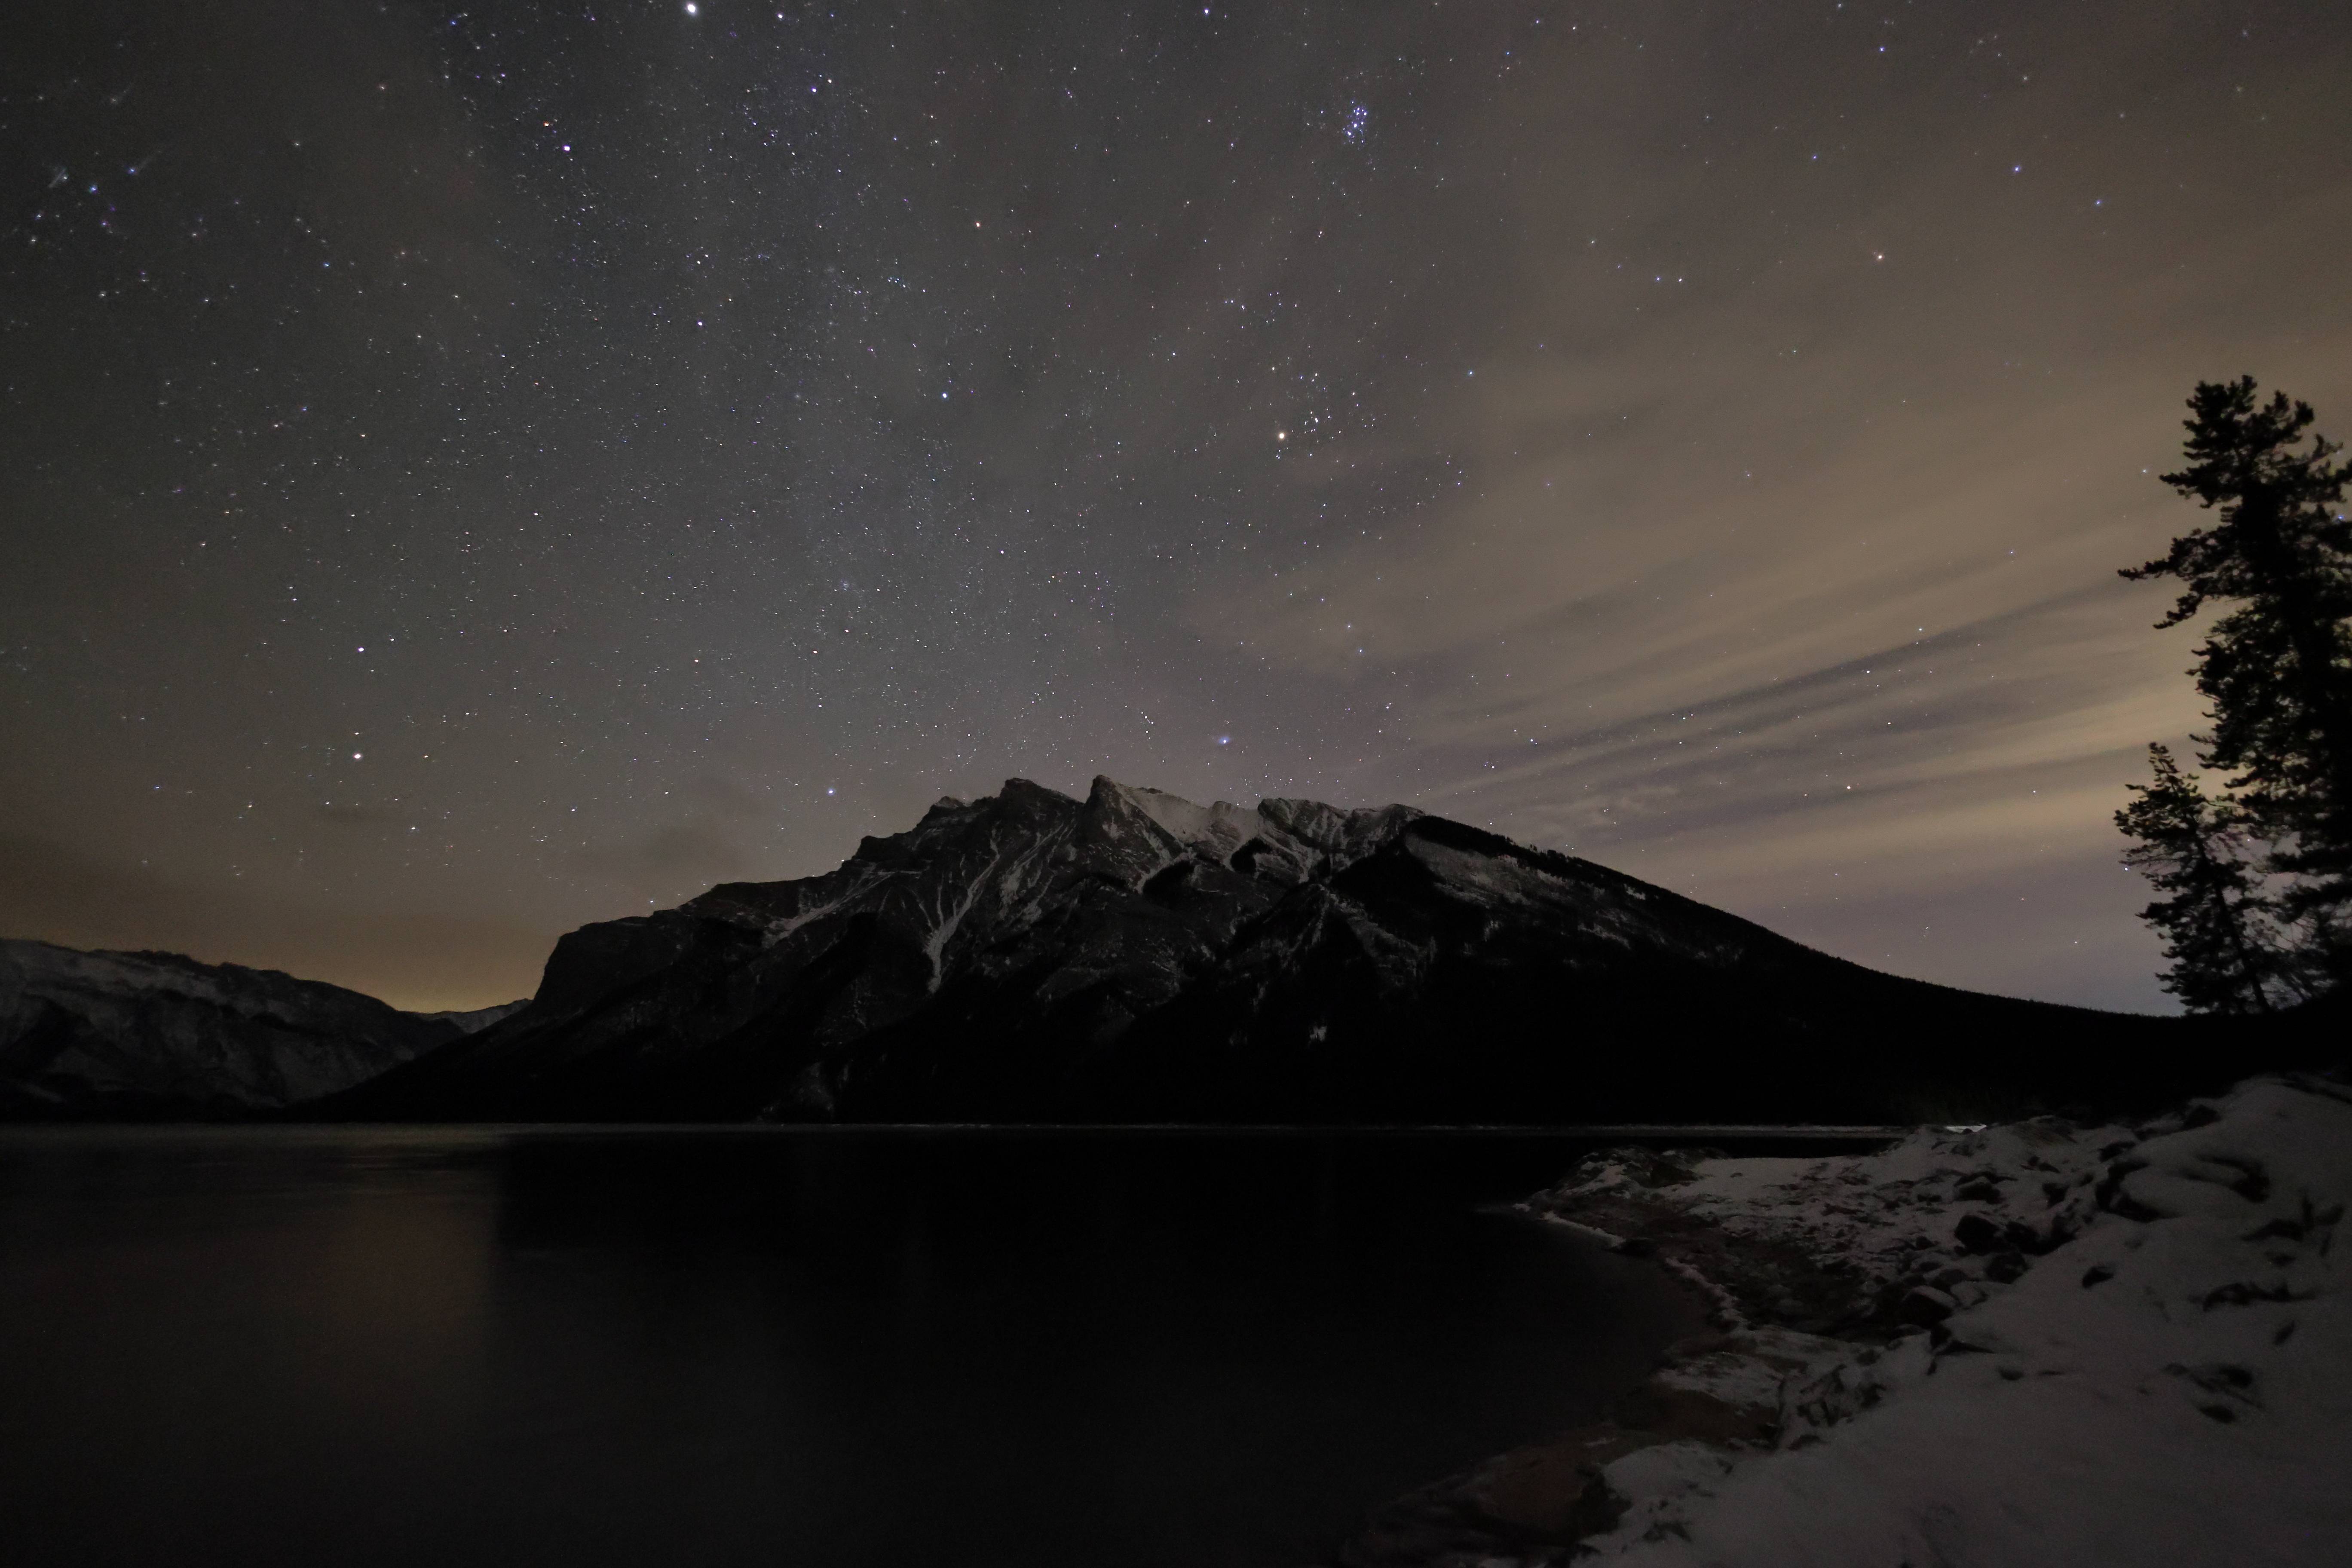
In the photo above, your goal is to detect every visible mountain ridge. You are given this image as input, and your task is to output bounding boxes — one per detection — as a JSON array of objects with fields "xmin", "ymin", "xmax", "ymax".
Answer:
[
  {"xmin": 0, "ymin": 937, "xmax": 522, "ymax": 1119},
  {"xmin": 338, "ymin": 776, "xmax": 2278, "ymax": 1125}
]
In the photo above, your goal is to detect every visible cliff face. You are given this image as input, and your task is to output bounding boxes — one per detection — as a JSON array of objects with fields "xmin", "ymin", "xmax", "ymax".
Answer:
[
  {"xmin": 347, "ymin": 777, "xmax": 2220, "ymax": 1125},
  {"xmin": 0, "ymin": 940, "xmax": 520, "ymax": 1119}
]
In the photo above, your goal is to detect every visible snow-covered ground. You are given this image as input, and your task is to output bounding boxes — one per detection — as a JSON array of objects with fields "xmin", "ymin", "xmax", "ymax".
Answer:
[{"xmin": 1334, "ymin": 1074, "xmax": 2352, "ymax": 1567}]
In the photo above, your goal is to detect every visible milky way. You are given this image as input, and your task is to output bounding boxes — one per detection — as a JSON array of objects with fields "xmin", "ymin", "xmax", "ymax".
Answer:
[{"xmin": 5, "ymin": 1, "xmax": 2349, "ymax": 1010}]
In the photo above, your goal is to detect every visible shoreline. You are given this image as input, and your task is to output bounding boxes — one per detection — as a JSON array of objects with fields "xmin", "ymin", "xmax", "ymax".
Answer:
[{"xmin": 1326, "ymin": 1072, "xmax": 2352, "ymax": 1566}]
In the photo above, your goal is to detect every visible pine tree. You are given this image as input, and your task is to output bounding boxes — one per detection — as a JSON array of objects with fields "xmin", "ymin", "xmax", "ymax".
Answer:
[
  {"xmin": 2122, "ymin": 377, "xmax": 2352, "ymax": 987},
  {"xmin": 2114, "ymin": 745, "xmax": 2293, "ymax": 1013}
]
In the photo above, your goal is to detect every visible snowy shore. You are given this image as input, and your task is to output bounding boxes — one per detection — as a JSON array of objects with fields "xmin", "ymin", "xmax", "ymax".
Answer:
[{"xmin": 1331, "ymin": 1073, "xmax": 2352, "ymax": 1567}]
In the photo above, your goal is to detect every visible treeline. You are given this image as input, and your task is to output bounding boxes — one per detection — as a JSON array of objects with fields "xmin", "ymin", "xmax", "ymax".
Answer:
[{"xmin": 2118, "ymin": 377, "xmax": 2352, "ymax": 1011}]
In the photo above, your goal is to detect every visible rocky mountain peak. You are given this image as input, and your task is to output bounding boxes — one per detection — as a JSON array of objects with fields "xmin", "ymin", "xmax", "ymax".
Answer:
[{"xmin": 337, "ymin": 778, "xmax": 2202, "ymax": 1126}]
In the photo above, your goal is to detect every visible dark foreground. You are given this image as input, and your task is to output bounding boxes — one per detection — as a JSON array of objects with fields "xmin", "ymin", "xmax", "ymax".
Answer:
[{"xmin": 0, "ymin": 1126, "xmax": 1706, "ymax": 1568}]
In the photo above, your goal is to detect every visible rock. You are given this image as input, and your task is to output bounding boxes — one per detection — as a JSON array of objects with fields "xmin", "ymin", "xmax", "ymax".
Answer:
[
  {"xmin": 2004, "ymin": 1217, "xmax": 2055, "ymax": 1254},
  {"xmin": 1953, "ymin": 1212, "xmax": 2005, "ymax": 1253},
  {"xmin": 1470, "ymin": 1425, "xmax": 1654, "ymax": 1537},
  {"xmin": 1984, "ymin": 1250, "xmax": 2031, "ymax": 1284},
  {"xmin": 1610, "ymin": 1382, "xmax": 1781, "ymax": 1448},
  {"xmin": 1898, "ymin": 1286, "xmax": 1958, "ymax": 1326}
]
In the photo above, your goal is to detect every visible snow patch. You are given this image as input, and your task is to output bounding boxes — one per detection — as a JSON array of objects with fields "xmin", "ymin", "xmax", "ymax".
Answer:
[
  {"xmin": 1112, "ymin": 782, "xmax": 1257, "ymax": 857},
  {"xmin": 758, "ymin": 866, "xmax": 889, "ymax": 945}
]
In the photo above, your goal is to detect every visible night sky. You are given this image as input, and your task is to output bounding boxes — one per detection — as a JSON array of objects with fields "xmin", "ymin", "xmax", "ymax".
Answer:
[{"xmin": 5, "ymin": 2, "xmax": 2349, "ymax": 1013}]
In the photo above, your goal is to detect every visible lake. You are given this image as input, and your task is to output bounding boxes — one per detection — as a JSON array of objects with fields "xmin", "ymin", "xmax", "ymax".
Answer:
[{"xmin": 0, "ymin": 1127, "xmax": 1707, "ymax": 1567}]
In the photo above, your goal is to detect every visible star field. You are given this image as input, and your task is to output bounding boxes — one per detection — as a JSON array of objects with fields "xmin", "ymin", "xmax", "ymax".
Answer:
[{"xmin": 3, "ymin": 1, "xmax": 2349, "ymax": 1009}]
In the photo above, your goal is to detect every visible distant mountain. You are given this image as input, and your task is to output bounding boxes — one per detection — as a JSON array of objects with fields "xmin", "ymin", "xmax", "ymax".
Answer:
[
  {"xmin": 0, "ymin": 939, "xmax": 523, "ymax": 1120},
  {"xmin": 341, "ymin": 777, "xmax": 2293, "ymax": 1125}
]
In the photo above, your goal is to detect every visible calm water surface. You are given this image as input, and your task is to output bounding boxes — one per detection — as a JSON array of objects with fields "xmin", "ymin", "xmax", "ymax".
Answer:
[{"xmin": 0, "ymin": 1127, "xmax": 1703, "ymax": 1567}]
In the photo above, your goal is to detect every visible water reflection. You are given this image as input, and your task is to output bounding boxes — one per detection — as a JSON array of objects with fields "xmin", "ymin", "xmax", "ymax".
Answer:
[{"xmin": 0, "ymin": 1129, "xmax": 1703, "ymax": 1567}]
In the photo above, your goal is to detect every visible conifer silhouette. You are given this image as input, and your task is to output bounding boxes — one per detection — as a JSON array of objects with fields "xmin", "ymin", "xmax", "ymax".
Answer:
[
  {"xmin": 2121, "ymin": 377, "xmax": 2352, "ymax": 996},
  {"xmin": 2114, "ymin": 745, "xmax": 2297, "ymax": 1013}
]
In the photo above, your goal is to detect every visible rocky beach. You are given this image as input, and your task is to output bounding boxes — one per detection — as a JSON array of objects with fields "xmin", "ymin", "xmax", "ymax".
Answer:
[{"xmin": 1333, "ymin": 1073, "xmax": 2352, "ymax": 1567}]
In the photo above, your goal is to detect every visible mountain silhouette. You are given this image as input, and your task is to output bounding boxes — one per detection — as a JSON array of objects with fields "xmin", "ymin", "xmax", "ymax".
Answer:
[
  {"xmin": 0, "ymin": 938, "xmax": 521, "ymax": 1119},
  {"xmin": 338, "ymin": 777, "xmax": 2294, "ymax": 1124}
]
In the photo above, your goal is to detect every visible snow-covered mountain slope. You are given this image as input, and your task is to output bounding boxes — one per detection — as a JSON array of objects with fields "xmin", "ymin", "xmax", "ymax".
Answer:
[
  {"xmin": 342, "ymin": 776, "xmax": 2290, "ymax": 1124},
  {"xmin": 0, "ymin": 939, "xmax": 519, "ymax": 1119}
]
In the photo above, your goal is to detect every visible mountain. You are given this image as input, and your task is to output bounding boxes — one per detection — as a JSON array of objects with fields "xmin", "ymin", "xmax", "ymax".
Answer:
[
  {"xmin": 0, "ymin": 938, "xmax": 523, "ymax": 1120},
  {"xmin": 340, "ymin": 777, "xmax": 2289, "ymax": 1125}
]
